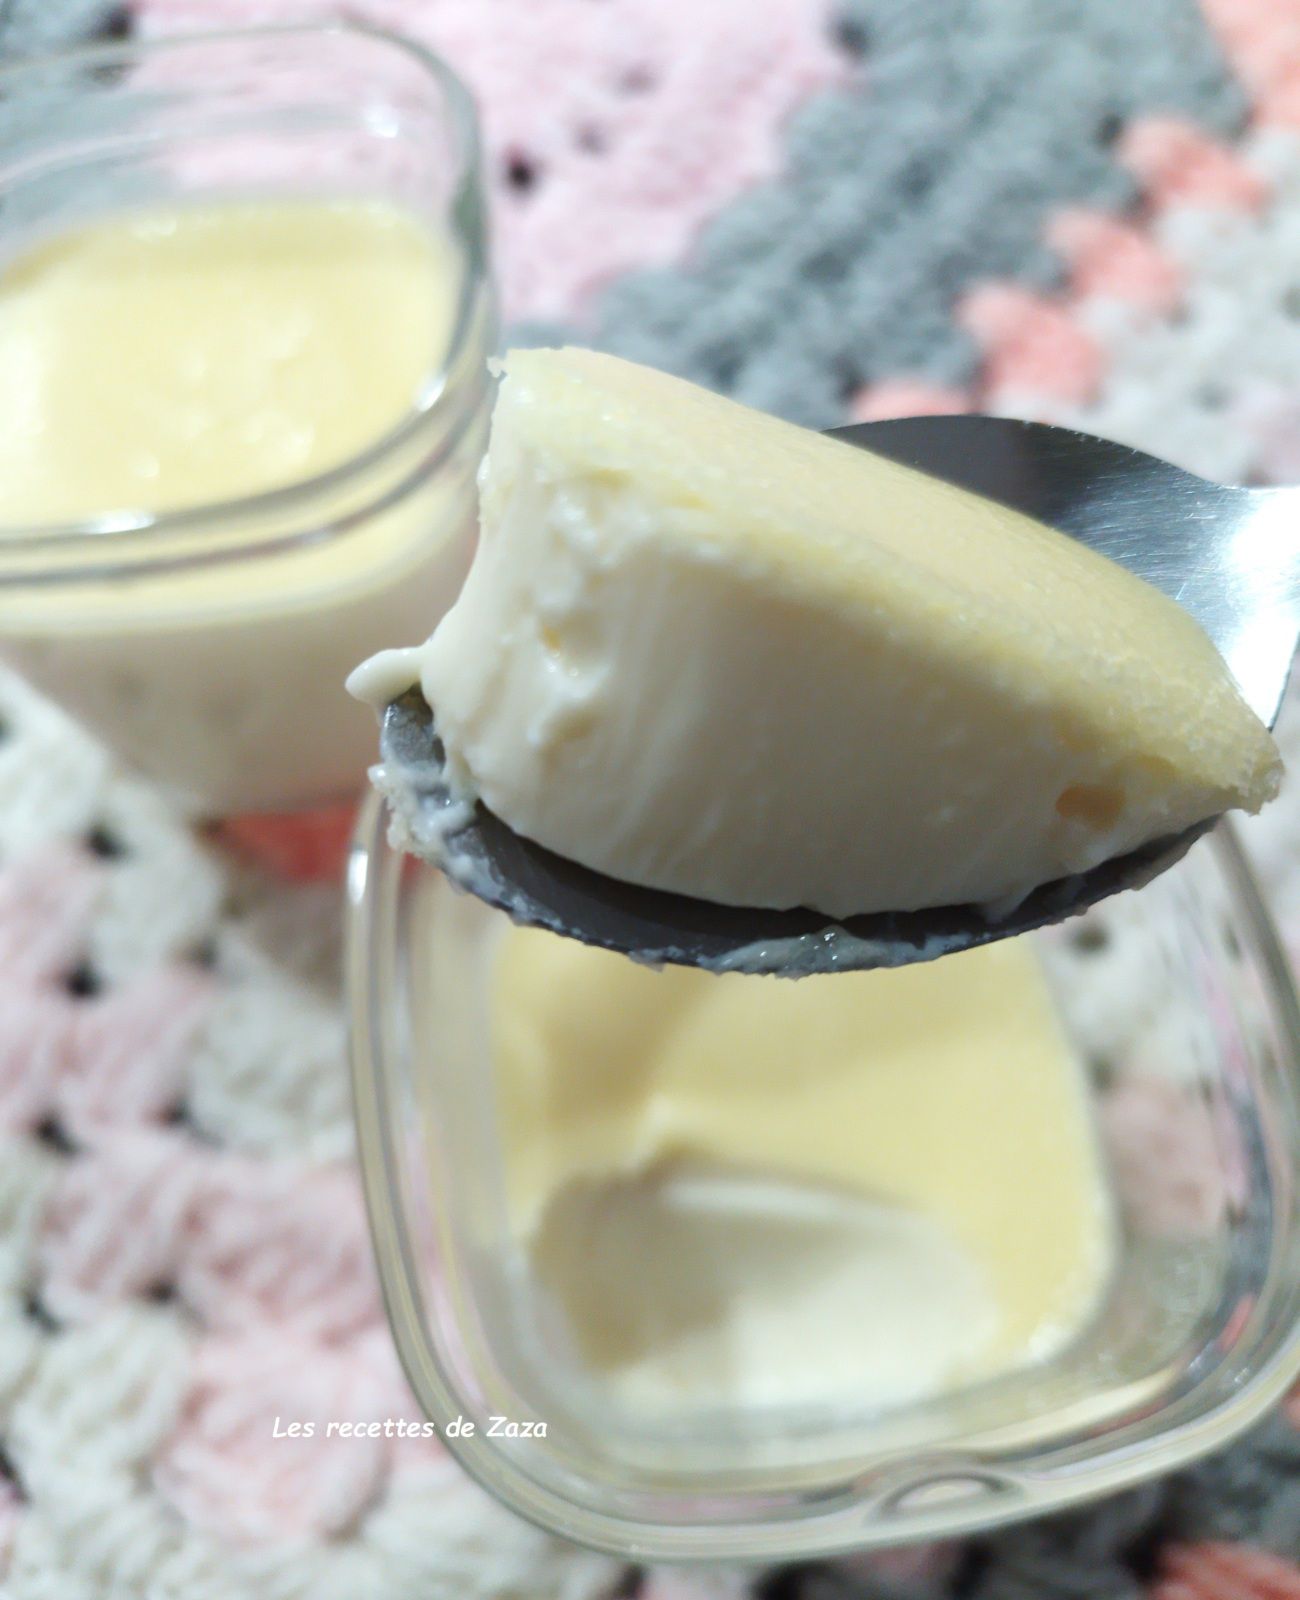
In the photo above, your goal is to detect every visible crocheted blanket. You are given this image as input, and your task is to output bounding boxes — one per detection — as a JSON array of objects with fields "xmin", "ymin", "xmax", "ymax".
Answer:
[{"xmin": 2, "ymin": 0, "xmax": 1299, "ymax": 1595}]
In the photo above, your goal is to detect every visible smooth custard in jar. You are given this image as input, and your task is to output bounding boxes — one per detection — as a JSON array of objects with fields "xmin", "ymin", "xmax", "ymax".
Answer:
[
  {"xmin": 489, "ymin": 928, "xmax": 1114, "ymax": 1421},
  {"xmin": 0, "ymin": 198, "xmax": 491, "ymax": 813}
]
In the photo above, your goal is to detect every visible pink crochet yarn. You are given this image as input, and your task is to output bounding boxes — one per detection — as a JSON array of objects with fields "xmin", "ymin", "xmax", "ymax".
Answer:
[
  {"xmin": 1046, "ymin": 208, "xmax": 1184, "ymax": 313},
  {"xmin": 0, "ymin": 986, "xmax": 75, "ymax": 1134},
  {"xmin": 41, "ymin": 1134, "xmax": 380, "ymax": 1339},
  {"xmin": 1150, "ymin": 1541, "xmax": 1300, "ymax": 1600},
  {"xmin": 1097, "ymin": 1080, "xmax": 1236, "ymax": 1239},
  {"xmin": 59, "ymin": 966, "xmax": 212, "ymax": 1137},
  {"xmin": 848, "ymin": 378, "xmax": 975, "ymax": 421},
  {"xmin": 1201, "ymin": 0, "xmax": 1300, "ymax": 127},
  {"xmin": 1231, "ymin": 386, "xmax": 1300, "ymax": 482},
  {"xmin": 136, "ymin": 0, "xmax": 845, "ymax": 322},
  {"xmin": 212, "ymin": 803, "xmax": 356, "ymax": 883},
  {"xmin": 959, "ymin": 284, "xmax": 1106, "ymax": 405},
  {"xmin": 155, "ymin": 1320, "xmax": 442, "ymax": 1544},
  {"xmin": 949, "ymin": 95, "xmax": 1300, "ymax": 455},
  {"xmin": 41, "ymin": 1132, "xmax": 207, "ymax": 1316},
  {"xmin": 1118, "ymin": 117, "xmax": 1269, "ymax": 212},
  {"xmin": 0, "ymin": 844, "xmax": 102, "ymax": 988},
  {"xmin": 839, "ymin": 1541, "xmax": 965, "ymax": 1590},
  {"xmin": 0, "ymin": 842, "xmax": 211, "ymax": 1139},
  {"xmin": 155, "ymin": 1334, "xmax": 390, "ymax": 1542},
  {"xmin": 180, "ymin": 1158, "xmax": 380, "ymax": 1342}
]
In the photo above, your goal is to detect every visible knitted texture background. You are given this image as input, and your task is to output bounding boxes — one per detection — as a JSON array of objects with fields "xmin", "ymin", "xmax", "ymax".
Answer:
[{"xmin": 0, "ymin": 0, "xmax": 1299, "ymax": 1595}]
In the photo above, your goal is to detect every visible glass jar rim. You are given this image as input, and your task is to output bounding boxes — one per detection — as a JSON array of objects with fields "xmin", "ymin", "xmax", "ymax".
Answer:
[{"xmin": 0, "ymin": 20, "xmax": 488, "ymax": 561}]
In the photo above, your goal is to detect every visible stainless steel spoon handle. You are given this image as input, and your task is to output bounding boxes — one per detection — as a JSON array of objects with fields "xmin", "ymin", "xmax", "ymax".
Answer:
[{"xmin": 836, "ymin": 418, "xmax": 1300, "ymax": 728}]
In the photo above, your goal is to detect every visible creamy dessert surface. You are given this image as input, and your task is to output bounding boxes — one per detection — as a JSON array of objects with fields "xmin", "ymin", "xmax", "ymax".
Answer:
[
  {"xmin": 352, "ymin": 346, "xmax": 1281, "ymax": 918},
  {"xmin": 490, "ymin": 927, "xmax": 1113, "ymax": 1415},
  {"xmin": 0, "ymin": 199, "xmax": 454, "ymax": 523},
  {"xmin": 0, "ymin": 199, "xmax": 482, "ymax": 812}
]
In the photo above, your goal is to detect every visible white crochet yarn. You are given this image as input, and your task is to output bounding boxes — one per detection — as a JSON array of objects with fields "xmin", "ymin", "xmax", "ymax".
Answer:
[
  {"xmin": 10, "ymin": 1307, "xmax": 188, "ymax": 1487},
  {"xmin": 0, "ymin": 657, "xmax": 630, "ymax": 1600},
  {"xmin": 1001, "ymin": 129, "xmax": 1300, "ymax": 485},
  {"xmin": 0, "ymin": 1142, "xmax": 58, "ymax": 1295},
  {"xmin": 185, "ymin": 976, "xmax": 353, "ymax": 1161},
  {"xmin": 0, "ymin": 673, "xmax": 110, "ymax": 863},
  {"xmin": 86, "ymin": 787, "xmax": 224, "ymax": 990}
]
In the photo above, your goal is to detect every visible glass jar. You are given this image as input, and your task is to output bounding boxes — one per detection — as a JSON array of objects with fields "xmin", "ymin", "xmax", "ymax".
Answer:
[
  {"xmin": 346, "ymin": 795, "xmax": 1300, "ymax": 1560},
  {"xmin": 0, "ymin": 24, "xmax": 493, "ymax": 815}
]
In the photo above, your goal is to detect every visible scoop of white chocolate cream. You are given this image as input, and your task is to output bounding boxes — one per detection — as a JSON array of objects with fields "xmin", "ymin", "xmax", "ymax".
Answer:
[{"xmin": 350, "ymin": 347, "xmax": 1281, "ymax": 919}]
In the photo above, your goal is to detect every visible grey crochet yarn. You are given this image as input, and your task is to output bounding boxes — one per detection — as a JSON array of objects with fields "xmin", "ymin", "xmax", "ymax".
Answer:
[
  {"xmin": 1164, "ymin": 1409, "xmax": 1300, "ymax": 1556},
  {"xmin": 757, "ymin": 1564, "xmax": 931, "ymax": 1600},
  {"xmin": 749, "ymin": 1421, "xmax": 1300, "ymax": 1600},
  {"xmin": 0, "ymin": 0, "xmax": 124, "ymax": 56},
  {"xmin": 964, "ymin": 1484, "xmax": 1166, "ymax": 1600},
  {"xmin": 575, "ymin": 0, "xmax": 1247, "ymax": 426},
  {"xmin": 0, "ymin": 0, "xmax": 159, "ymax": 234}
]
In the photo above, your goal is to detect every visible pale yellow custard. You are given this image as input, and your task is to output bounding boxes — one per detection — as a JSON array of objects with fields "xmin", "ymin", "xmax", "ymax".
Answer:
[
  {"xmin": 0, "ymin": 200, "xmax": 455, "ymax": 520},
  {"xmin": 491, "ymin": 927, "xmax": 1112, "ymax": 1415},
  {"xmin": 354, "ymin": 346, "xmax": 1280, "ymax": 919},
  {"xmin": 0, "ymin": 199, "xmax": 488, "ymax": 813}
]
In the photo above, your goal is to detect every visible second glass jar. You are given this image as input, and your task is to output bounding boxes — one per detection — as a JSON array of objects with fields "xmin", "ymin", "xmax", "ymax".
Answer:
[{"xmin": 0, "ymin": 23, "xmax": 494, "ymax": 815}]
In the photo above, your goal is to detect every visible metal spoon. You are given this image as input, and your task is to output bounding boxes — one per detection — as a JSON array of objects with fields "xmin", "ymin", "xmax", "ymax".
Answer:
[{"xmin": 373, "ymin": 415, "xmax": 1300, "ymax": 976}]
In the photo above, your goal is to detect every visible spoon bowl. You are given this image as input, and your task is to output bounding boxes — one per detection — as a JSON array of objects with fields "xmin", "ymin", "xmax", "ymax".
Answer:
[
  {"xmin": 372, "ymin": 415, "xmax": 1298, "ymax": 976},
  {"xmin": 375, "ymin": 687, "xmax": 1210, "ymax": 975}
]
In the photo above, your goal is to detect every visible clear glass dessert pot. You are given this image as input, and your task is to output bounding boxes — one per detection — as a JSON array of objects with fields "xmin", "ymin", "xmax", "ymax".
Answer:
[
  {"xmin": 0, "ymin": 24, "xmax": 493, "ymax": 816},
  {"xmin": 347, "ymin": 791, "xmax": 1300, "ymax": 1560}
]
